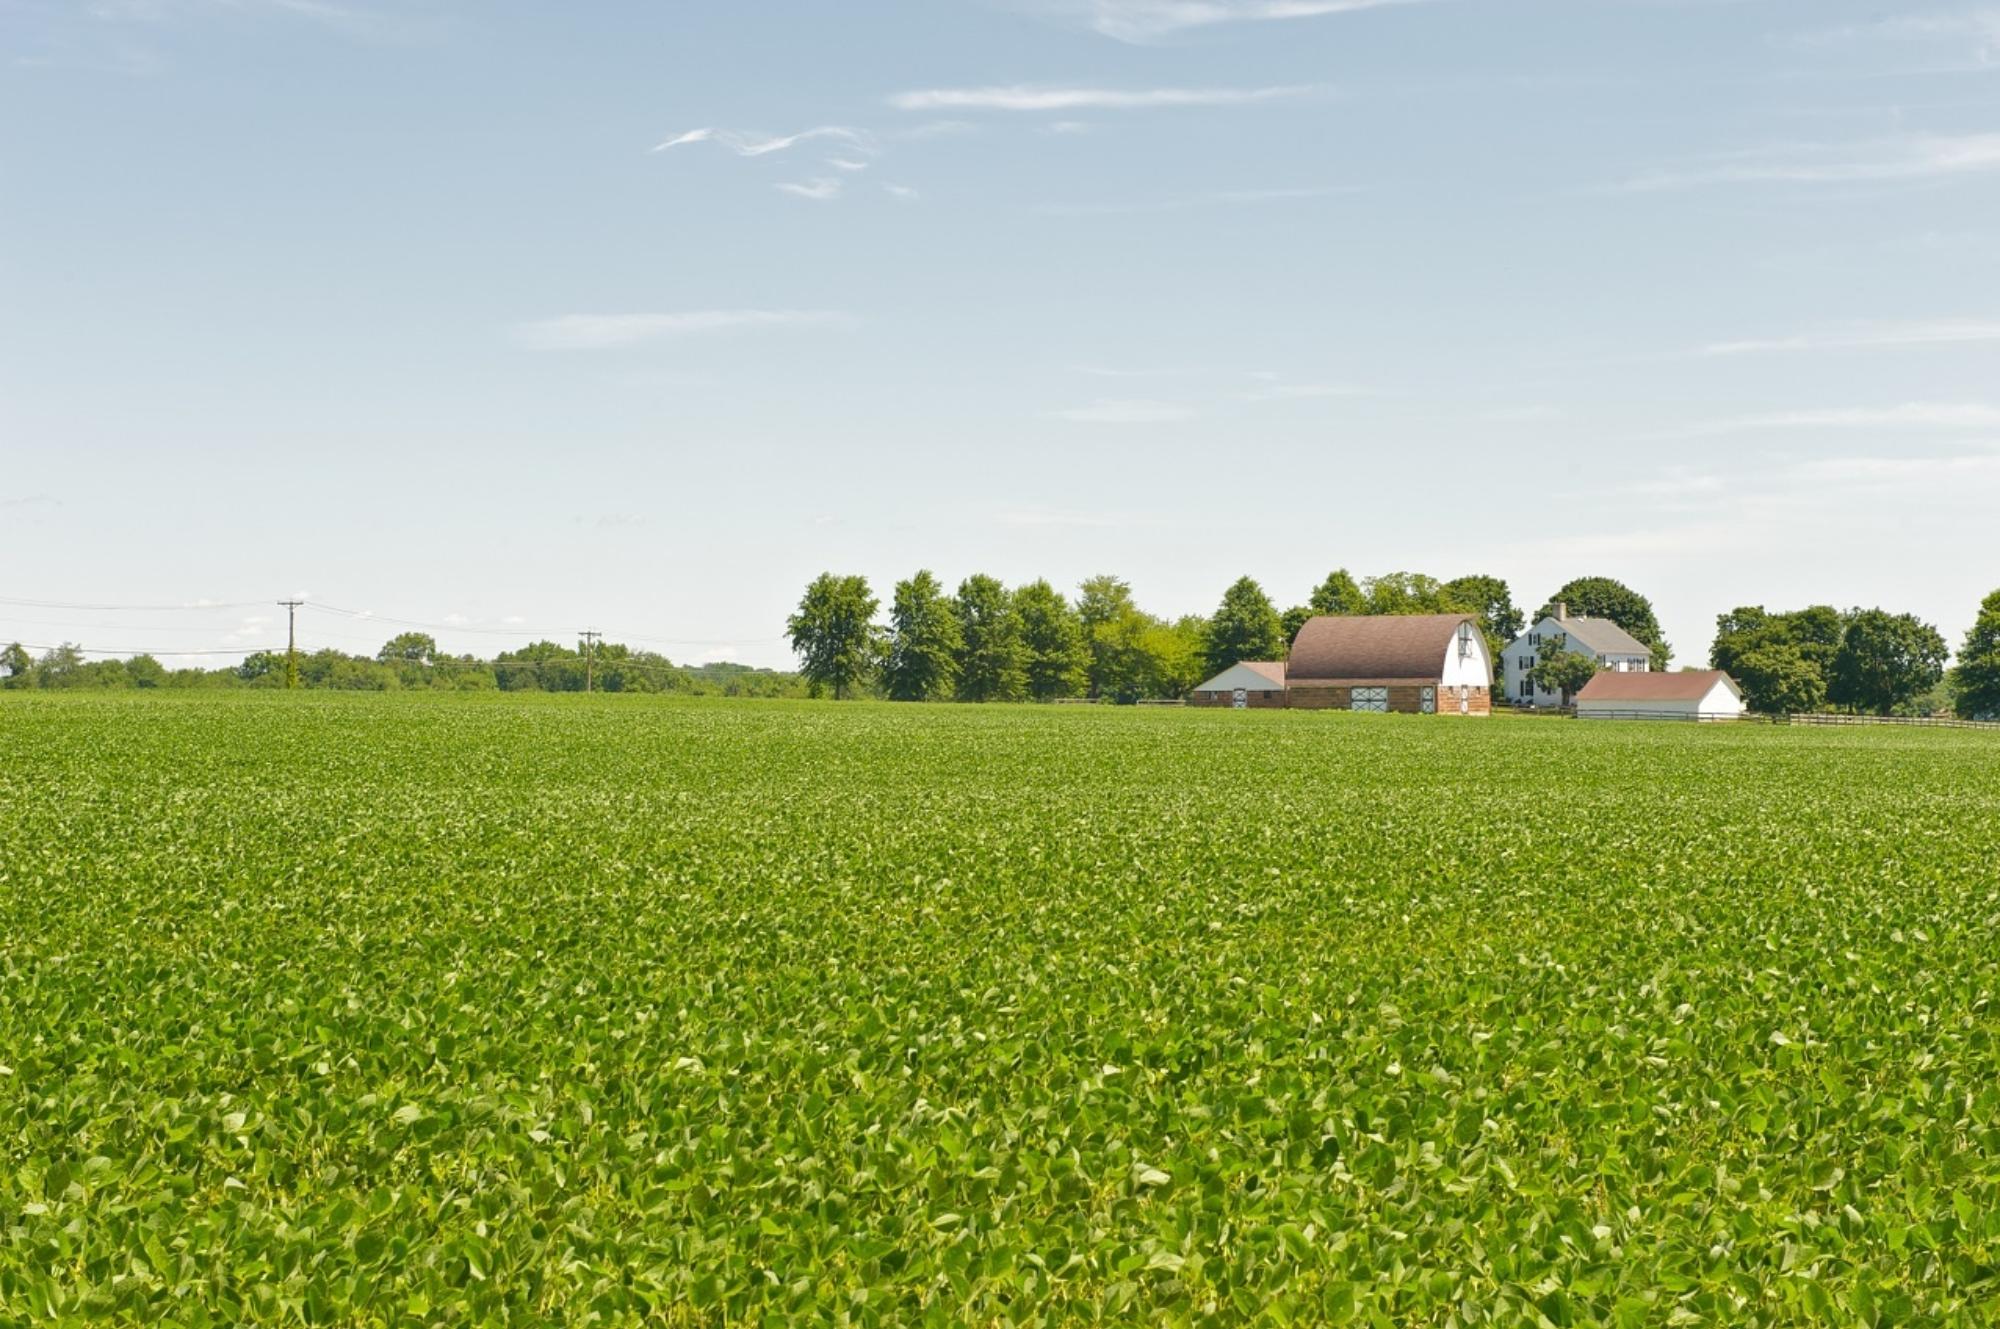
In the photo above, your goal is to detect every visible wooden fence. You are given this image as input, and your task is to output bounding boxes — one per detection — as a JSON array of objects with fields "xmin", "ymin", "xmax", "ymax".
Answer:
[{"xmin": 1782, "ymin": 712, "xmax": 2000, "ymax": 731}]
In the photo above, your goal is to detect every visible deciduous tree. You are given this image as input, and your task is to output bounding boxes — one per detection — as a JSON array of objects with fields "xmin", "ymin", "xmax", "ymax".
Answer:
[
  {"xmin": 787, "ymin": 573, "xmax": 880, "ymax": 700},
  {"xmin": 1539, "ymin": 576, "xmax": 1671, "ymax": 670},
  {"xmin": 1829, "ymin": 609, "xmax": 1948, "ymax": 716},
  {"xmin": 1529, "ymin": 637, "xmax": 1599, "ymax": 704},
  {"xmin": 1953, "ymin": 589, "xmax": 2000, "ymax": 720},
  {"xmin": 1205, "ymin": 576, "xmax": 1285, "ymax": 675},
  {"xmin": 881, "ymin": 570, "xmax": 961, "ymax": 702},
  {"xmin": 954, "ymin": 574, "xmax": 1027, "ymax": 703},
  {"xmin": 1014, "ymin": 580, "xmax": 1088, "ymax": 701}
]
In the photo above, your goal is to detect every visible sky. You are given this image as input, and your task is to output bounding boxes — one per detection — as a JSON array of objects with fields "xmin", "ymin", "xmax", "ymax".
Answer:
[{"xmin": 3, "ymin": 0, "xmax": 1998, "ymax": 671}]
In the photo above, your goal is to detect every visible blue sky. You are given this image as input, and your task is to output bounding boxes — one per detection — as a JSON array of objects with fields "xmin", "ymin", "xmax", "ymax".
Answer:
[{"xmin": 4, "ymin": 0, "xmax": 1998, "ymax": 669}]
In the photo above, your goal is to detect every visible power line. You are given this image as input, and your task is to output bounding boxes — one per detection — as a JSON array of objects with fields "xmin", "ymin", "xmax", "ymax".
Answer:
[
  {"xmin": 278, "ymin": 600, "xmax": 305, "ymax": 690},
  {"xmin": 3, "ymin": 643, "xmax": 283, "ymax": 658},
  {"xmin": 301, "ymin": 601, "xmax": 783, "ymax": 649},
  {"xmin": 0, "ymin": 595, "xmax": 267, "ymax": 612}
]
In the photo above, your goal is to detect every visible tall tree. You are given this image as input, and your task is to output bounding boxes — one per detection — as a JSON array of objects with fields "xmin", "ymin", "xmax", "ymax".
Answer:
[
  {"xmin": 1014, "ymin": 579, "xmax": 1089, "ymax": 700},
  {"xmin": 1150, "ymin": 615, "xmax": 1210, "ymax": 698},
  {"xmin": 1954, "ymin": 589, "xmax": 2000, "ymax": 720},
  {"xmin": 1828, "ymin": 609, "xmax": 1948, "ymax": 716},
  {"xmin": 1308, "ymin": 569, "xmax": 1367, "ymax": 617},
  {"xmin": 1731, "ymin": 642, "xmax": 1826, "ymax": 716},
  {"xmin": 1362, "ymin": 572, "xmax": 1448, "ymax": 616},
  {"xmin": 954, "ymin": 574, "xmax": 1028, "ymax": 702},
  {"xmin": 1205, "ymin": 576, "xmax": 1285, "ymax": 675},
  {"xmin": 787, "ymin": 573, "xmax": 880, "ymax": 700},
  {"xmin": 1538, "ymin": 576, "xmax": 1671, "ymax": 670},
  {"xmin": 881, "ymin": 570, "xmax": 962, "ymax": 702},
  {"xmin": 1076, "ymin": 574, "xmax": 1138, "ymax": 699},
  {"xmin": 377, "ymin": 632, "xmax": 438, "ymax": 666},
  {"xmin": 1279, "ymin": 604, "xmax": 1313, "ymax": 646},
  {"xmin": 0, "ymin": 642, "xmax": 28, "ymax": 689}
]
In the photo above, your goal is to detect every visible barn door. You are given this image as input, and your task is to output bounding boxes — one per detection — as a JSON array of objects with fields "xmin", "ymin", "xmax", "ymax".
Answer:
[
  {"xmin": 1458, "ymin": 685, "xmax": 1469, "ymax": 714},
  {"xmin": 1232, "ymin": 688, "xmax": 1247, "ymax": 709}
]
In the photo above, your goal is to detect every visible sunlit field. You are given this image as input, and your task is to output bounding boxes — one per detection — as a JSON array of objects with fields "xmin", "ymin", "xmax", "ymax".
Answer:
[{"xmin": 3, "ymin": 694, "xmax": 1997, "ymax": 1326}]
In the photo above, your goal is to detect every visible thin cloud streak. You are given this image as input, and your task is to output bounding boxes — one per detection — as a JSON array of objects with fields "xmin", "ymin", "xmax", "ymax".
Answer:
[
  {"xmin": 1036, "ymin": 185, "xmax": 1357, "ymax": 216},
  {"xmin": 1044, "ymin": 0, "xmax": 1431, "ymax": 43},
  {"xmin": 513, "ymin": 310, "xmax": 853, "ymax": 351},
  {"xmin": 650, "ymin": 126, "xmax": 874, "ymax": 157},
  {"xmin": 1620, "ymin": 132, "xmax": 2000, "ymax": 190},
  {"xmin": 1698, "ymin": 319, "xmax": 2000, "ymax": 356},
  {"xmin": 888, "ymin": 84, "xmax": 1318, "ymax": 112},
  {"xmin": 1681, "ymin": 403, "xmax": 2000, "ymax": 434},
  {"xmin": 775, "ymin": 178, "xmax": 843, "ymax": 200}
]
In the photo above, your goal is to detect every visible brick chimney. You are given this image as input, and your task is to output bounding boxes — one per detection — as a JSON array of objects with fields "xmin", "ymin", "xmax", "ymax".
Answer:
[{"xmin": 1556, "ymin": 601, "xmax": 1568, "ymax": 622}]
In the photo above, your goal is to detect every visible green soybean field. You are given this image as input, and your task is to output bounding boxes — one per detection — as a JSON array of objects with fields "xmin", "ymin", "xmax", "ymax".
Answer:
[{"xmin": 3, "ymin": 693, "xmax": 1999, "ymax": 1327}]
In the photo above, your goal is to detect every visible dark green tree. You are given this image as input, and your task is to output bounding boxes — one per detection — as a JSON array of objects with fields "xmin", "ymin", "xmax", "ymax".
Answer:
[
  {"xmin": 1014, "ymin": 579, "xmax": 1089, "ymax": 700},
  {"xmin": 954, "ymin": 574, "xmax": 1028, "ymax": 703},
  {"xmin": 787, "ymin": 574, "xmax": 880, "ymax": 700},
  {"xmin": 1363, "ymin": 572, "xmax": 1448, "ymax": 616},
  {"xmin": 1, "ymin": 642, "xmax": 29, "ymax": 689},
  {"xmin": 1538, "ymin": 576, "xmax": 1671, "ymax": 670},
  {"xmin": 1529, "ymin": 636, "xmax": 1600, "ymax": 704},
  {"xmin": 377, "ymin": 632, "xmax": 438, "ymax": 666},
  {"xmin": 1954, "ymin": 589, "xmax": 2000, "ymax": 720},
  {"xmin": 1308, "ymin": 569, "xmax": 1367, "ymax": 617},
  {"xmin": 1205, "ymin": 576, "xmax": 1285, "ymax": 675},
  {"xmin": 1278, "ymin": 604, "xmax": 1313, "ymax": 646},
  {"xmin": 881, "ymin": 570, "xmax": 961, "ymax": 702},
  {"xmin": 126, "ymin": 654, "xmax": 168, "ymax": 689},
  {"xmin": 1077, "ymin": 575, "xmax": 1138, "ymax": 699},
  {"xmin": 1830, "ymin": 609, "xmax": 1948, "ymax": 716},
  {"xmin": 1731, "ymin": 642, "xmax": 1826, "ymax": 716}
]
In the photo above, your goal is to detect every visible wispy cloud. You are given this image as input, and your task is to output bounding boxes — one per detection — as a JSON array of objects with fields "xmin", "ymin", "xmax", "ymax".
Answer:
[
  {"xmin": 1053, "ymin": 398, "xmax": 1194, "ymax": 423},
  {"xmin": 513, "ymin": 310, "xmax": 852, "ymax": 351},
  {"xmin": 1788, "ymin": 9, "xmax": 2000, "ymax": 68},
  {"xmin": 1620, "ymin": 132, "xmax": 2000, "ymax": 190},
  {"xmin": 1696, "ymin": 319, "xmax": 2000, "ymax": 356},
  {"xmin": 825, "ymin": 157, "xmax": 870, "ymax": 172},
  {"xmin": 775, "ymin": 177, "xmax": 843, "ymax": 201},
  {"xmin": 1037, "ymin": 184, "xmax": 1355, "ymax": 216},
  {"xmin": 884, "ymin": 184, "xmax": 921, "ymax": 201},
  {"xmin": 650, "ymin": 125, "xmax": 874, "ymax": 157},
  {"xmin": 1030, "ymin": 0, "xmax": 1431, "ymax": 43},
  {"xmin": 888, "ymin": 84, "xmax": 1317, "ymax": 112},
  {"xmin": 1683, "ymin": 402, "xmax": 2000, "ymax": 434}
]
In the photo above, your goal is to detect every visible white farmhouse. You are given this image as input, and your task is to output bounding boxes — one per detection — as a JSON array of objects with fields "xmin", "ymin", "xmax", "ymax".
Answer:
[
  {"xmin": 1498, "ymin": 602, "xmax": 1655, "ymax": 706},
  {"xmin": 1575, "ymin": 670, "xmax": 1746, "ymax": 721}
]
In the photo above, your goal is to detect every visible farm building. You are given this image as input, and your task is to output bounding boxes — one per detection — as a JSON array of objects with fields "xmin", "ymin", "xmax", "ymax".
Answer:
[
  {"xmin": 1499, "ymin": 602, "xmax": 1654, "ymax": 706},
  {"xmin": 1188, "ymin": 660, "xmax": 1287, "ymax": 708},
  {"xmin": 1286, "ymin": 613, "xmax": 1493, "ymax": 714},
  {"xmin": 1574, "ymin": 669, "xmax": 1746, "ymax": 721}
]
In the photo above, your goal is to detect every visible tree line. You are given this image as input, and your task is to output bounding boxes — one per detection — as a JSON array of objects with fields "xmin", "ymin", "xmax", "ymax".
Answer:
[
  {"xmin": 0, "ymin": 633, "xmax": 806, "ymax": 698},
  {"xmin": 788, "ymin": 568, "xmax": 1605, "ymax": 703},
  {"xmin": 789, "ymin": 569, "xmax": 2000, "ymax": 719}
]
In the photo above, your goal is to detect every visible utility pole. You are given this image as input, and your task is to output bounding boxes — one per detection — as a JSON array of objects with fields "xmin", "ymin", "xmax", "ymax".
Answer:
[
  {"xmin": 278, "ymin": 599, "xmax": 305, "ymax": 689},
  {"xmin": 581, "ymin": 629, "xmax": 601, "ymax": 693}
]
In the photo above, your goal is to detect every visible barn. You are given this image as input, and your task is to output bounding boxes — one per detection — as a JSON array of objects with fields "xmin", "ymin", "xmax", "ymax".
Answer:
[
  {"xmin": 1285, "ymin": 614, "xmax": 1493, "ymax": 715},
  {"xmin": 1188, "ymin": 660, "xmax": 1287, "ymax": 707},
  {"xmin": 1574, "ymin": 669, "xmax": 1745, "ymax": 721}
]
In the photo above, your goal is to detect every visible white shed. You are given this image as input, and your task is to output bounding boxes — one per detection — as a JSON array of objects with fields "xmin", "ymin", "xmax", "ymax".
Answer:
[
  {"xmin": 1575, "ymin": 670, "xmax": 1746, "ymax": 721},
  {"xmin": 1189, "ymin": 661, "xmax": 1287, "ymax": 708}
]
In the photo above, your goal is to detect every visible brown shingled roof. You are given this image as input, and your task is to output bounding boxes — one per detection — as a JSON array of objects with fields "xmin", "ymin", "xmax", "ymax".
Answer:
[
  {"xmin": 1240, "ymin": 661, "xmax": 1286, "ymax": 686},
  {"xmin": 1287, "ymin": 614, "xmax": 1479, "ymax": 682},
  {"xmin": 1575, "ymin": 670, "xmax": 1740, "ymax": 702}
]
